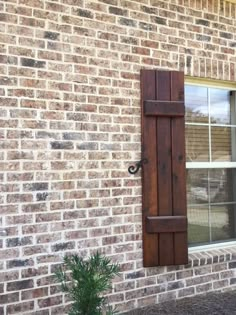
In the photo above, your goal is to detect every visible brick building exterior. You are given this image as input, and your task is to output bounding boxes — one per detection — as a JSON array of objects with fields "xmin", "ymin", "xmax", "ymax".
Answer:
[{"xmin": 1, "ymin": 0, "xmax": 236, "ymax": 314}]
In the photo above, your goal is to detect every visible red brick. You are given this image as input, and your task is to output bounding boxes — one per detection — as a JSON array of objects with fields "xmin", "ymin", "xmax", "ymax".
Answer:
[{"xmin": 7, "ymin": 301, "xmax": 34, "ymax": 314}]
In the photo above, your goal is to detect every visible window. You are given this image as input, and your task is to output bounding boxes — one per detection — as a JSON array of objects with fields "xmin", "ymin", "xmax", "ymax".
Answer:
[{"xmin": 185, "ymin": 84, "xmax": 236, "ymax": 246}]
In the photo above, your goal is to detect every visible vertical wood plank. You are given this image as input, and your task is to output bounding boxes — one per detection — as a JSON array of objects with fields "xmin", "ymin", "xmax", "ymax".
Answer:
[
  {"xmin": 171, "ymin": 71, "xmax": 184, "ymax": 103},
  {"xmin": 172, "ymin": 118, "xmax": 188, "ymax": 264},
  {"xmin": 156, "ymin": 71, "xmax": 174, "ymax": 265},
  {"xmin": 157, "ymin": 118, "xmax": 174, "ymax": 265},
  {"xmin": 156, "ymin": 71, "xmax": 171, "ymax": 101},
  {"xmin": 171, "ymin": 72, "xmax": 188, "ymax": 265},
  {"xmin": 141, "ymin": 69, "xmax": 159, "ymax": 267}
]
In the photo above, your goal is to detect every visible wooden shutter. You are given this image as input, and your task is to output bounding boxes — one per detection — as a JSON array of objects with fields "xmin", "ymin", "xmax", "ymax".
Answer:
[{"xmin": 141, "ymin": 70, "xmax": 188, "ymax": 267}]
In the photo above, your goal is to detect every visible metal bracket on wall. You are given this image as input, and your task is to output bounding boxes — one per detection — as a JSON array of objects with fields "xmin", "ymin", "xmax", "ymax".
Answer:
[{"xmin": 128, "ymin": 158, "xmax": 148, "ymax": 175}]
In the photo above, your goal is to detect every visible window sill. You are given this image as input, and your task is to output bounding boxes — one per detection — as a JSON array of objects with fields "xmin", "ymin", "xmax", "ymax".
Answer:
[
  {"xmin": 187, "ymin": 242, "xmax": 236, "ymax": 268},
  {"xmin": 189, "ymin": 240, "xmax": 236, "ymax": 253}
]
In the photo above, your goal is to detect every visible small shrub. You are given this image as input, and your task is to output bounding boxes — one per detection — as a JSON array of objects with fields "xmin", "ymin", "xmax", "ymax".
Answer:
[{"xmin": 55, "ymin": 252, "xmax": 120, "ymax": 315}]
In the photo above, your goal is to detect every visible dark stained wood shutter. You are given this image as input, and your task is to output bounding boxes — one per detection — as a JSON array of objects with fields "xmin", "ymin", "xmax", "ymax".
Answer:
[{"xmin": 141, "ymin": 69, "xmax": 188, "ymax": 267}]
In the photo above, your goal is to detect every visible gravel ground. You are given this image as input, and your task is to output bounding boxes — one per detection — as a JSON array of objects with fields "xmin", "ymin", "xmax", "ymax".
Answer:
[{"xmin": 122, "ymin": 290, "xmax": 236, "ymax": 315}]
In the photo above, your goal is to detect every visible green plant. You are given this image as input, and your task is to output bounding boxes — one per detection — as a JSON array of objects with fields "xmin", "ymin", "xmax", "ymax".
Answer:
[{"xmin": 55, "ymin": 252, "xmax": 120, "ymax": 315}]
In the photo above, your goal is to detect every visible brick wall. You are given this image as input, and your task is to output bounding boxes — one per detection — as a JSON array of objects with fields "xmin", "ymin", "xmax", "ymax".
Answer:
[
  {"xmin": 1, "ymin": 0, "xmax": 236, "ymax": 314},
  {"xmin": 120, "ymin": 249, "xmax": 236, "ymax": 311}
]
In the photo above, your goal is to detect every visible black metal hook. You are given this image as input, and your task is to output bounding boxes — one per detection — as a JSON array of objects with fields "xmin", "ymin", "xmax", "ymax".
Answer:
[{"xmin": 128, "ymin": 158, "xmax": 148, "ymax": 175}]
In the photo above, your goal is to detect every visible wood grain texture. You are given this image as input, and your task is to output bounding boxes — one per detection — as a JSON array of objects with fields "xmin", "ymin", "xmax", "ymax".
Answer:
[
  {"xmin": 146, "ymin": 216, "xmax": 187, "ymax": 233},
  {"xmin": 171, "ymin": 72, "xmax": 188, "ymax": 265},
  {"xmin": 156, "ymin": 71, "xmax": 175, "ymax": 265},
  {"xmin": 141, "ymin": 69, "xmax": 188, "ymax": 267},
  {"xmin": 144, "ymin": 101, "xmax": 184, "ymax": 116},
  {"xmin": 157, "ymin": 116, "xmax": 174, "ymax": 266},
  {"xmin": 141, "ymin": 69, "xmax": 159, "ymax": 267}
]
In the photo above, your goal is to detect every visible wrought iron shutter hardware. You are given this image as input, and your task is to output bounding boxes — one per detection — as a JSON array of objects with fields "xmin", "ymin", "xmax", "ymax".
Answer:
[{"xmin": 128, "ymin": 158, "xmax": 148, "ymax": 175}]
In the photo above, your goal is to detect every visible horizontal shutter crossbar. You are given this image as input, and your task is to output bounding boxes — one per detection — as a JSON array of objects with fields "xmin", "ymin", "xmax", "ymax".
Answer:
[
  {"xmin": 146, "ymin": 216, "xmax": 187, "ymax": 233},
  {"xmin": 144, "ymin": 101, "xmax": 185, "ymax": 117}
]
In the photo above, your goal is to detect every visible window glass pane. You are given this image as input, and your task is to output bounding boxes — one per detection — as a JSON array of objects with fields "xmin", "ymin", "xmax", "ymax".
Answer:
[
  {"xmin": 185, "ymin": 85, "xmax": 208, "ymax": 123},
  {"xmin": 209, "ymin": 169, "xmax": 236, "ymax": 203},
  {"xmin": 211, "ymin": 204, "xmax": 236, "ymax": 242},
  {"xmin": 187, "ymin": 169, "xmax": 236, "ymax": 205},
  {"xmin": 185, "ymin": 125, "xmax": 209, "ymax": 162},
  {"xmin": 210, "ymin": 88, "xmax": 230, "ymax": 125},
  {"xmin": 188, "ymin": 205, "xmax": 210, "ymax": 245},
  {"xmin": 211, "ymin": 126, "xmax": 236, "ymax": 161},
  {"xmin": 187, "ymin": 169, "xmax": 208, "ymax": 204}
]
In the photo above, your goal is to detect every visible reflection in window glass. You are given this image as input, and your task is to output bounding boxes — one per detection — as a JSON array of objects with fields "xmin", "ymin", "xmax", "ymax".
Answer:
[
  {"xmin": 187, "ymin": 168, "xmax": 236, "ymax": 245},
  {"xmin": 185, "ymin": 85, "xmax": 208, "ymax": 123},
  {"xmin": 185, "ymin": 125, "xmax": 209, "ymax": 162},
  {"xmin": 211, "ymin": 126, "xmax": 231, "ymax": 161},
  {"xmin": 210, "ymin": 88, "xmax": 230, "ymax": 124},
  {"xmin": 187, "ymin": 169, "xmax": 208, "ymax": 204},
  {"xmin": 211, "ymin": 126, "xmax": 236, "ymax": 162},
  {"xmin": 209, "ymin": 169, "xmax": 232, "ymax": 203},
  {"xmin": 188, "ymin": 205, "xmax": 210, "ymax": 245},
  {"xmin": 187, "ymin": 169, "xmax": 235, "ymax": 205},
  {"xmin": 211, "ymin": 204, "xmax": 236, "ymax": 242}
]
